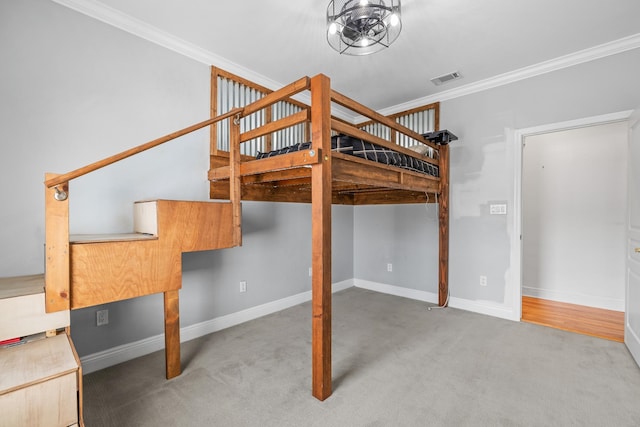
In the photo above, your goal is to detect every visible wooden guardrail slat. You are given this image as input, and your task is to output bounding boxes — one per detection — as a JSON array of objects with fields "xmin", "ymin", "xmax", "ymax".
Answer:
[{"xmin": 240, "ymin": 110, "xmax": 310, "ymax": 143}]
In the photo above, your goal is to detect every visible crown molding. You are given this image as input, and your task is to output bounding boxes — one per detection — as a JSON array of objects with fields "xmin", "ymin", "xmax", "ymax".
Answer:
[
  {"xmin": 51, "ymin": 0, "xmax": 263, "ymax": 83},
  {"xmin": 50, "ymin": 0, "xmax": 356, "ymax": 122},
  {"xmin": 52, "ymin": 0, "xmax": 639, "ymax": 122},
  {"xmin": 375, "ymin": 33, "xmax": 640, "ymax": 118}
]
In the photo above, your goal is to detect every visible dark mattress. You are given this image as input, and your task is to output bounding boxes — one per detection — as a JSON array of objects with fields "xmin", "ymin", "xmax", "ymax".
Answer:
[{"xmin": 256, "ymin": 135, "xmax": 439, "ymax": 178}]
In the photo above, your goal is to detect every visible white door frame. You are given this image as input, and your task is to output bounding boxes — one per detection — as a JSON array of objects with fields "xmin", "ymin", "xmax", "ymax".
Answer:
[
  {"xmin": 625, "ymin": 109, "xmax": 640, "ymax": 365},
  {"xmin": 510, "ymin": 110, "xmax": 633, "ymax": 321}
]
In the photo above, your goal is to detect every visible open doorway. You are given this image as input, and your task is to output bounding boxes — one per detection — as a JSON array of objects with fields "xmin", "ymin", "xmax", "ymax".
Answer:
[{"xmin": 515, "ymin": 116, "xmax": 629, "ymax": 341}]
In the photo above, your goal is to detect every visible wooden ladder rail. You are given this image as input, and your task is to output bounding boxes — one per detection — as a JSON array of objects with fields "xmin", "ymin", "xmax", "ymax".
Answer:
[{"xmin": 44, "ymin": 108, "xmax": 243, "ymax": 382}]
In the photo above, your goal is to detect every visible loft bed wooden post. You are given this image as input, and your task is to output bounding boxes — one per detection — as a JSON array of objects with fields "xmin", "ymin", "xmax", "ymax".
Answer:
[
  {"xmin": 229, "ymin": 112, "xmax": 242, "ymax": 245},
  {"xmin": 44, "ymin": 173, "xmax": 70, "ymax": 313},
  {"xmin": 438, "ymin": 143, "xmax": 450, "ymax": 306},
  {"xmin": 164, "ymin": 289, "xmax": 181, "ymax": 379},
  {"xmin": 310, "ymin": 74, "xmax": 332, "ymax": 400}
]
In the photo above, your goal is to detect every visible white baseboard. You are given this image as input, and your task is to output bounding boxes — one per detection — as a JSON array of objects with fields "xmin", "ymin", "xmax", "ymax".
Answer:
[
  {"xmin": 353, "ymin": 279, "xmax": 439, "ymax": 304},
  {"xmin": 448, "ymin": 297, "xmax": 518, "ymax": 321},
  {"xmin": 522, "ymin": 286, "xmax": 624, "ymax": 312},
  {"xmin": 81, "ymin": 279, "xmax": 354, "ymax": 374},
  {"xmin": 353, "ymin": 279, "xmax": 519, "ymax": 321},
  {"xmin": 82, "ymin": 279, "xmax": 527, "ymax": 374}
]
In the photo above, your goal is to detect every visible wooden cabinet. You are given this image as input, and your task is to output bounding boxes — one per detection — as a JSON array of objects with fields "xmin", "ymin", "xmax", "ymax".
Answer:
[
  {"xmin": 0, "ymin": 275, "xmax": 82, "ymax": 426},
  {"xmin": 0, "ymin": 334, "xmax": 81, "ymax": 426}
]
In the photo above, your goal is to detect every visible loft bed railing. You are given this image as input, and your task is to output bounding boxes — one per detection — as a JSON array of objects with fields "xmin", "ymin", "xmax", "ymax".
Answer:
[
  {"xmin": 212, "ymin": 67, "xmax": 312, "ymax": 156},
  {"xmin": 208, "ymin": 69, "xmax": 444, "ymax": 209},
  {"xmin": 211, "ymin": 67, "xmax": 440, "ymax": 159},
  {"xmin": 208, "ymin": 82, "xmax": 442, "ymax": 189},
  {"xmin": 359, "ymin": 103, "xmax": 440, "ymax": 157},
  {"xmin": 330, "ymin": 89, "xmax": 439, "ymax": 152}
]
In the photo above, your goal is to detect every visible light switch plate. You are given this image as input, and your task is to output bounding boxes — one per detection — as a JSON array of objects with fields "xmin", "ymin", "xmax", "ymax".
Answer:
[{"xmin": 490, "ymin": 204, "xmax": 507, "ymax": 215}]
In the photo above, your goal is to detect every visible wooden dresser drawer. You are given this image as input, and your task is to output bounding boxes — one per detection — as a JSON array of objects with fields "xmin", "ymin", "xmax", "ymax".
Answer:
[
  {"xmin": 0, "ymin": 274, "xmax": 70, "ymax": 342},
  {"xmin": 0, "ymin": 334, "xmax": 80, "ymax": 426}
]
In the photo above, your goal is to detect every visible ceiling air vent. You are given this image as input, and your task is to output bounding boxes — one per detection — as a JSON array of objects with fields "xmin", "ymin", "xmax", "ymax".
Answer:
[{"xmin": 430, "ymin": 71, "xmax": 462, "ymax": 86}]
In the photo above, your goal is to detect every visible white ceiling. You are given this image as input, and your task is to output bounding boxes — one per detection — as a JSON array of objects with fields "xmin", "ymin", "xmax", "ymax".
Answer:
[{"xmin": 57, "ymin": 0, "xmax": 640, "ymax": 112}]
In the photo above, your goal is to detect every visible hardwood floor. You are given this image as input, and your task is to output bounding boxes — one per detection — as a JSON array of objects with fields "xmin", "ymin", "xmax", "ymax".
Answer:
[{"xmin": 521, "ymin": 296, "xmax": 625, "ymax": 342}]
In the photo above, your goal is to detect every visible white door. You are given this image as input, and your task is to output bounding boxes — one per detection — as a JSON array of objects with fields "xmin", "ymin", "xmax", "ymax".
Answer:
[{"xmin": 626, "ymin": 110, "xmax": 640, "ymax": 366}]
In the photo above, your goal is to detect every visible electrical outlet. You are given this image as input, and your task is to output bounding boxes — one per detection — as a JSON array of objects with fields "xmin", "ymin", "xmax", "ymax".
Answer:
[
  {"xmin": 239, "ymin": 281, "xmax": 247, "ymax": 293},
  {"xmin": 480, "ymin": 275, "xmax": 487, "ymax": 287},
  {"xmin": 387, "ymin": 263, "xmax": 393, "ymax": 272},
  {"xmin": 96, "ymin": 309, "xmax": 109, "ymax": 326}
]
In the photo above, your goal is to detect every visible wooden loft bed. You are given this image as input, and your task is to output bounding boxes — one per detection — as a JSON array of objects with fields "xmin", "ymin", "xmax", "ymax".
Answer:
[
  {"xmin": 207, "ymin": 68, "xmax": 456, "ymax": 400},
  {"xmin": 40, "ymin": 67, "xmax": 454, "ymax": 404},
  {"xmin": 208, "ymin": 68, "xmax": 447, "ymax": 206}
]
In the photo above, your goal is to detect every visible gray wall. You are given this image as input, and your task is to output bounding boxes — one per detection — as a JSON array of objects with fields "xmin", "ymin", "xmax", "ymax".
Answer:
[
  {"xmin": 445, "ymin": 49, "xmax": 639, "ymax": 313},
  {"xmin": 354, "ymin": 48, "xmax": 640, "ymax": 317},
  {"xmin": 354, "ymin": 204, "xmax": 439, "ymax": 293},
  {"xmin": 0, "ymin": 1, "xmax": 353, "ymax": 357}
]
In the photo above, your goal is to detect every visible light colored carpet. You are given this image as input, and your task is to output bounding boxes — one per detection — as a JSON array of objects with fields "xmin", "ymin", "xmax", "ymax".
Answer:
[{"xmin": 83, "ymin": 288, "xmax": 640, "ymax": 426}]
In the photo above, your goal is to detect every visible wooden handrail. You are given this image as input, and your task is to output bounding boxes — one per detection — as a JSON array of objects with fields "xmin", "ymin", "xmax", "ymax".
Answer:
[
  {"xmin": 330, "ymin": 90, "xmax": 439, "ymax": 151},
  {"xmin": 242, "ymin": 77, "xmax": 310, "ymax": 117},
  {"xmin": 45, "ymin": 108, "xmax": 244, "ymax": 188}
]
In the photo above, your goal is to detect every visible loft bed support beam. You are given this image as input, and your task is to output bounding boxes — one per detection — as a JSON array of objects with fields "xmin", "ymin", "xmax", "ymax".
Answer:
[
  {"xmin": 438, "ymin": 144, "xmax": 450, "ymax": 306},
  {"xmin": 230, "ymin": 113, "xmax": 242, "ymax": 246},
  {"xmin": 44, "ymin": 173, "xmax": 70, "ymax": 313},
  {"xmin": 310, "ymin": 74, "xmax": 332, "ymax": 401},
  {"xmin": 164, "ymin": 289, "xmax": 181, "ymax": 379},
  {"xmin": 428, "ymin": 110, "xmax": 450, "ymax": 307}
]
